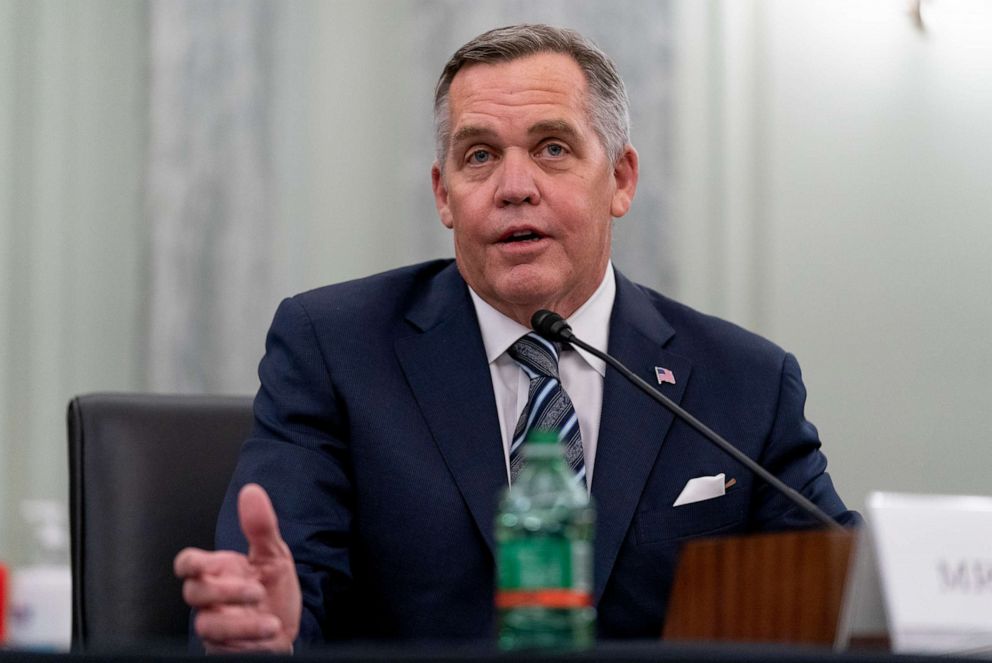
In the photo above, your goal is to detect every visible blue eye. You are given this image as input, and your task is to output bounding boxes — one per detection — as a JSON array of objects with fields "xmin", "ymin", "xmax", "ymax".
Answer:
[
  {"xmin": 544, "ymin": 143, "xmax": 565, "ymax": 157},
  {"xmin": 469, "ymin": 149, "xmax": 491, "ymax": 164}
]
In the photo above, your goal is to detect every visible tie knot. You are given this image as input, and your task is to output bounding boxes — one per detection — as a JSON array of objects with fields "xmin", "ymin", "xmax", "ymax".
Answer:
[{"xmin": 509, "ymin": 333, "xmax": 560, "ymax": 380}]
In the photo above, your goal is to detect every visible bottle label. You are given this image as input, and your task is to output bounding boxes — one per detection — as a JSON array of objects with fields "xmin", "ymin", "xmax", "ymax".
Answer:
[{"xmin": 496, "ymin": 537, "xmax": 592, "ymax": 609}]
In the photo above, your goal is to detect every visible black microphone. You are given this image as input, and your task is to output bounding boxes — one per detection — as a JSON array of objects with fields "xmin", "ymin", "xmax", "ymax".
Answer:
[{"xmin": 531, "ymin": 309, "xmax": 845, "ymax": 532}]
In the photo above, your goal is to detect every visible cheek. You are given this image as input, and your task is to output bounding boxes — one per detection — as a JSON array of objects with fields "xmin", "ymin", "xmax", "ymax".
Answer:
[
  {"xmin": 450, "ymin": 214, "xmax": 487, "ymax": 262},
  {"xmin": 566, "ymin": 220, "xmax": 612, "ymax": 269},
  {"xmin": 449, "ymin": 198, "xmax": 490, "ymax": 239}
]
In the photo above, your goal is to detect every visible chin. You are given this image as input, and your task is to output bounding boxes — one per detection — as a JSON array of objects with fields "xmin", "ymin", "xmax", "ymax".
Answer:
[{"xmin": 493, "ymin": 275, "xmax": 562, "ymax": 309}]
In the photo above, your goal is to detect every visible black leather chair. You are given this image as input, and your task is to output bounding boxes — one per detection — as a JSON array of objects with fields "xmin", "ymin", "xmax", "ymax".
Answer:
[{"xmin": 67, "ymin": 393, "xmax": 253, "ymax": 651}]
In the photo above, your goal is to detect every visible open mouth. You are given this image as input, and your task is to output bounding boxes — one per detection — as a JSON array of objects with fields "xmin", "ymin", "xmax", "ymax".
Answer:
[{"xmin": 499, "ymin": 229, "xmax": 545, "ymax": 244}]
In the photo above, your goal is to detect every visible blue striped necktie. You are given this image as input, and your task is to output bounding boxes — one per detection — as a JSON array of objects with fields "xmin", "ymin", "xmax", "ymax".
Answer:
[{"xmin": 507, "ymin": 333, "xmax": 586, "ymax": 487}]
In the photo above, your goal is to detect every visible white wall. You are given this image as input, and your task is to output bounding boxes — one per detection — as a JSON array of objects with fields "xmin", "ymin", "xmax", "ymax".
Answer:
[
  {"xmin": 672, "ymin": 0, "xmax": 992, "ymax": 513},
  {"xmin": 0, "ymin": 0, "xmax": 147, "ymax": 564}
]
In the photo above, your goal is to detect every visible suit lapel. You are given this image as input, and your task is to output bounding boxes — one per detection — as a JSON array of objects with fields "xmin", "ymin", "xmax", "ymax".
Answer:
[
  {"xmin": 591, "ymin": 271, "xmax": 693, "ymax": 600},
  {"xmin": 394, "ymin": 265, "xmax": 506, "ymax": 555},
  {"xmin": 392, "ymin": 265, "xmax": 695, "ymax": 579}
]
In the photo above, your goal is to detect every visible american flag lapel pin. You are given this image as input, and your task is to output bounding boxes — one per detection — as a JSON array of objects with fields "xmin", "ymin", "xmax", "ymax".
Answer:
[{"xmin": 655, "ymin": 366, "xmax": 676, "ymax": 385}]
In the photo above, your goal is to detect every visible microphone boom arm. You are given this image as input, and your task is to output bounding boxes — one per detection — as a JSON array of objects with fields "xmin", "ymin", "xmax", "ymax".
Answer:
[{"xmin": 533, "ymin": 310, "xmax": 845, "ymax": 532}]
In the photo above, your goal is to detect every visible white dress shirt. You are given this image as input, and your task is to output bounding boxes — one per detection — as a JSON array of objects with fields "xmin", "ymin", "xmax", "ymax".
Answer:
[{"xmin": 468, "ymin": 262, "xmax": 615, "ymax": 490}]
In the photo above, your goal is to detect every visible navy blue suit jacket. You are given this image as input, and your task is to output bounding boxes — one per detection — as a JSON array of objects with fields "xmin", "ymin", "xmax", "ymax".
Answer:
[{"xmin": 216, "ymin": 259, "xmax": 858, "ymax": 645}]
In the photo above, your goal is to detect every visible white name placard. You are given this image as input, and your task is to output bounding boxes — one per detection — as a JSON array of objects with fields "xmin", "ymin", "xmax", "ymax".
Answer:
[{"xmin": 868, "ymin": 491, "xmax": 992, "ymax": 655}]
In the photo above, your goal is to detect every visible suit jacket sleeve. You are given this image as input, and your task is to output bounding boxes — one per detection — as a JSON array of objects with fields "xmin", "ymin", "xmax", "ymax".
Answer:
[
  {"xmin": 751, "ymin": 352, "xmax": 861, "ymax": 529},
  {"xmin": 214, "ymin": 295, "xmax": 354, "ymax": 646}
]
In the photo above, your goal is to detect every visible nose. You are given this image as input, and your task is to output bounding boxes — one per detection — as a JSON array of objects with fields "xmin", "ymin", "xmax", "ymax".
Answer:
[{"xmin": 493, "ymin": 150, "xmax": 540, "ymax": 207}]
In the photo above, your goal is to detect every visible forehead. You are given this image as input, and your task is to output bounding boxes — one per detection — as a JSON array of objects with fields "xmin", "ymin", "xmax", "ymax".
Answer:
[{"xmin": 446, "ymin": 52, "xmax": 590, "ymax": 129}]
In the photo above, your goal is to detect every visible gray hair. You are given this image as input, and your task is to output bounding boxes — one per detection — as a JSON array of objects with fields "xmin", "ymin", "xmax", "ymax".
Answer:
[{"xmin": 433, "ymin": 24, "xmax": 630, "ymax": 169}]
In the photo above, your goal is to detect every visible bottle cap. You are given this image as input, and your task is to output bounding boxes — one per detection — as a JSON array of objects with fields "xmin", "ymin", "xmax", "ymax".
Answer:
[{"xmin": 526, "ymin": 429, "xmax": 558, "ymax": 445}]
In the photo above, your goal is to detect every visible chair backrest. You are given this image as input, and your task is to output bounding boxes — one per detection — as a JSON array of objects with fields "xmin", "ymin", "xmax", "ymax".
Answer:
[{"xmin": 67, "ymin": 393, "xmax": 253, "ymax": 651}]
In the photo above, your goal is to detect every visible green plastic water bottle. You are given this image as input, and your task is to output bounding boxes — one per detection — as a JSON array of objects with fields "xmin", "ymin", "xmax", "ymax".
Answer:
[{"xmin": 495, "ymin": 429, "xmax": 596, "ymax": 650}]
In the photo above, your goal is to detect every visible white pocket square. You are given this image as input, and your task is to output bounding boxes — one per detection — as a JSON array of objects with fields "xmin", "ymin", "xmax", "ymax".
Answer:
[{"xmin": 673, "ymin": 473, "xmax": 726, "ymax": 507}]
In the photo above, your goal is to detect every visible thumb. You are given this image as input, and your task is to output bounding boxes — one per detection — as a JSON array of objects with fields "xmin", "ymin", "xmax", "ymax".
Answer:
[{"xmin": 238, "ymin": 483, "xmax": 288, "ymax": 561}]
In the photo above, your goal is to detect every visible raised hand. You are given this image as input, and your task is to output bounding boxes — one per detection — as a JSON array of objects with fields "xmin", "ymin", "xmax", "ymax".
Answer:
[{"xmin": 174, "ymin": 483, "xmax": 302, "ymax": 653}]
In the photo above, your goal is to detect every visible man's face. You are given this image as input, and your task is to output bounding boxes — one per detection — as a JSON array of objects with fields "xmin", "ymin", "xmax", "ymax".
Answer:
[{"xmin": 432, "ymin": 52, "xmax": 638, "ymax": 324}]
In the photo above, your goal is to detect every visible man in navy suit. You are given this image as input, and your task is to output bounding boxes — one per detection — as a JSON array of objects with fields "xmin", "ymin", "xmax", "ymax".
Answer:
[{"xmin": 175, "ymin": 24, "xmax": 858, "ymax": 653}]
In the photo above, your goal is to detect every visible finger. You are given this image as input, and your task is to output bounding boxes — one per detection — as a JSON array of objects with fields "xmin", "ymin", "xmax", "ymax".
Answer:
[
  {"xmin": 194, "ymin": 605, "xmax": 282, "ymax": 643},
  {"xmin": 182, "ymin": 574, "xmax": 265, "ymax": 608},
  {"xmin": 174, "ymin": 548, "xmax": 254, "ymax": 579},
  {"xmin": 238, "ymin": 483, "xmax": 289, "ymax": 561},
  {"xmin": 202, "ymin": 636, "xmax": 292, "ymax": 654}
]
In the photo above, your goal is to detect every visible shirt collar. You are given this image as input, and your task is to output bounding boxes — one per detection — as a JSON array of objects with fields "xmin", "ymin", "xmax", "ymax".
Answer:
[{"xmin": 469, "ymin": 262, "xmax": 615, "ymax": 377}]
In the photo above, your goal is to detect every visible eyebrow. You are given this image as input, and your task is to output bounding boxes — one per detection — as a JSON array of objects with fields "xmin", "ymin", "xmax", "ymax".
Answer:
[
  {"xmin": 527, "ymin": 120, "xmax": 580, "ymax": 140},
  {"xmin": 450, "ymin": 119, "xmax": 581, "ymax": 145},
  {"xmin": 451, "ymin": 125, "xmax": 495, "ymax": 144}
]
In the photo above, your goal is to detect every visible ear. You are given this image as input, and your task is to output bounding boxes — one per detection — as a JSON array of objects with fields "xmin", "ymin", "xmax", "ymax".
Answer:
[
  {"xmin": 432, "ymin": 162, "xmax": 454, "ymax": 229},
  {"xmin": 610, "ymin": 145, "xmax": 639, "ymax": 218}
]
